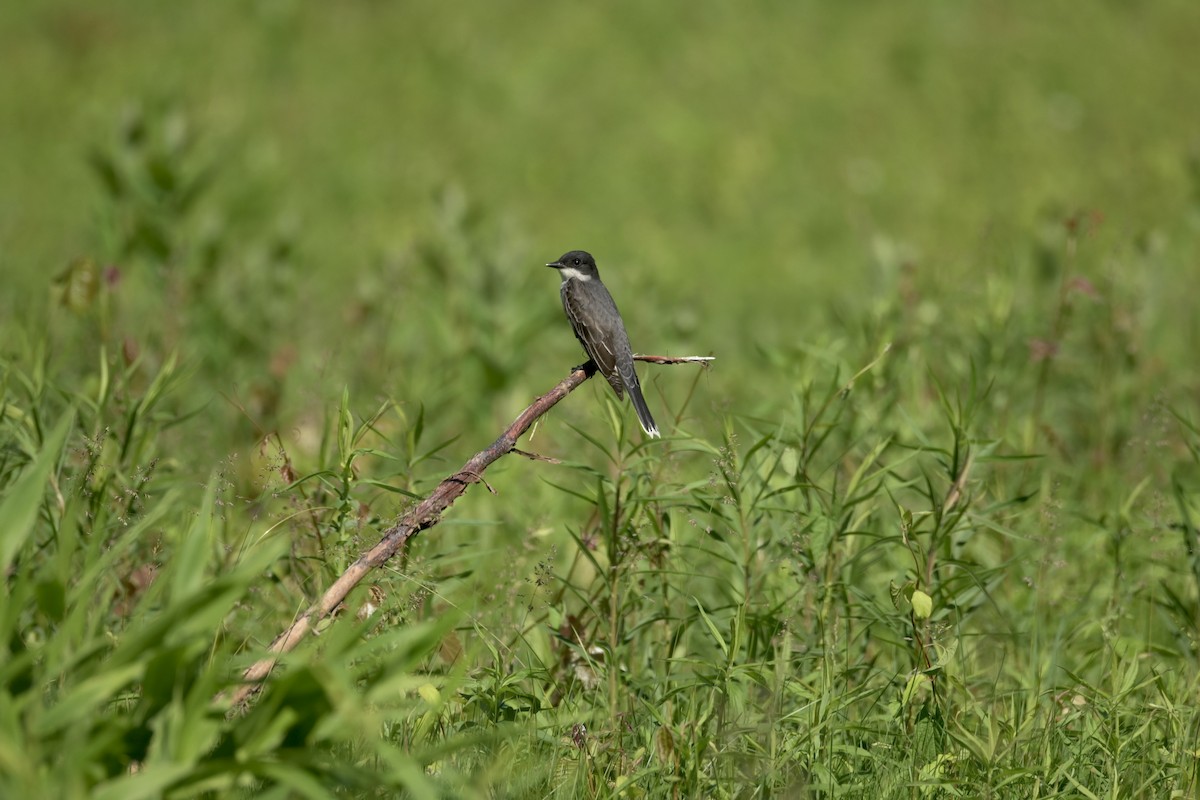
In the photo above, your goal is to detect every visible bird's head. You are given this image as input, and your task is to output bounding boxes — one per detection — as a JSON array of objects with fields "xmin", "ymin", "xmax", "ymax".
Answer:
[{"xmin": 546, "ymin": 250, "xmax": 599, "ymax": 281}]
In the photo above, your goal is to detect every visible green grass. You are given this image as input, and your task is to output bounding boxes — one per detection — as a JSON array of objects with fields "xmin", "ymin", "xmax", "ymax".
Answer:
[{"xmin": 4, "ymin": 1, "xmax": 1200, "ymax": 797}]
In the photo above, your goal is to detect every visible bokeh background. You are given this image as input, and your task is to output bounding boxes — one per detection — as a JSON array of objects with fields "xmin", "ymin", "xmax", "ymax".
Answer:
[{"xmin": 7, "ymin": 1, "xmax": 1199, "ymax": 361}]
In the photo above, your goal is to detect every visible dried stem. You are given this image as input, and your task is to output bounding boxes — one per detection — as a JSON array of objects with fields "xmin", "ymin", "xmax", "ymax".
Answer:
[{"xmin": 222, "ymin": 354, "xmax": 712, "ymax": 712}]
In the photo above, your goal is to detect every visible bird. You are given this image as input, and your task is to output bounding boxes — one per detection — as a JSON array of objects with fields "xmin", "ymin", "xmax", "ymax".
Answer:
[{"xmin": 546, "ymin": 250, "xmax": 660, "ymax": 438}]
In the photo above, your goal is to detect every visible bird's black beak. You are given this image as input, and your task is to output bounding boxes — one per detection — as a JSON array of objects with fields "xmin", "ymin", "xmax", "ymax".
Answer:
[{"xmin": 546, "ymin": 261, "xmax": 563, "ymax": 269}]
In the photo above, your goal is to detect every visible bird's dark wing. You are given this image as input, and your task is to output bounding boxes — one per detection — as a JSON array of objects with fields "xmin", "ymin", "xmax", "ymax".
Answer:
[{"xmin": 562, "ymin": 280, "xmax": 625, "ymax": 398}]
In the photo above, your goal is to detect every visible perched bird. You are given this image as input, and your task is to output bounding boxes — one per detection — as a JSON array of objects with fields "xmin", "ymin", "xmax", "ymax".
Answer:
[{"xmin": 546, "ymin": 250, "xmax": 660, "ymax": 438}]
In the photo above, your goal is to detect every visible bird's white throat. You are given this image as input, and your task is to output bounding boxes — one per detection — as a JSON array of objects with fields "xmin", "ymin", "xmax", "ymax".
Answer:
[{"xmin": 558, "ymin": 267, "xmax": 593, "ymax": 282}]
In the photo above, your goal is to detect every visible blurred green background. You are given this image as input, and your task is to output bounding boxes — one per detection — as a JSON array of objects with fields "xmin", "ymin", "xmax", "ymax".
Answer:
[{"xmin": 6, "ymin": 0, "xmax": 1199, "ymax": 347}]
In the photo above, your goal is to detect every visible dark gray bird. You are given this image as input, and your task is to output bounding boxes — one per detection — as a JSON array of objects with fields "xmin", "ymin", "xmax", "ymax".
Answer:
[{"xmin": 546, "ymin": 250, "xmax": 660, "ymax": 438}]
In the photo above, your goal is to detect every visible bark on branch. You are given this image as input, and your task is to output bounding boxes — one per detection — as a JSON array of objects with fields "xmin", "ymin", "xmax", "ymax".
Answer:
[{"xmin": 223, "ymin": 354, "xmax": 712, "ymax": 711}]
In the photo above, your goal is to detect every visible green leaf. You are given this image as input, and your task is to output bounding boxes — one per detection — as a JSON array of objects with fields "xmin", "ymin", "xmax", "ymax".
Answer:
[
  {"xmin": 168, "ymin": 476, "xmax": 218, "ymax": 599},
  {"xmin": 911, "ymin": 589, "xmax": 933, "ymax": 620},
  {"xmin": 34, "ymin": 578, "xmax": 66, "ymax": 623},
  {"xmin": 693, "ymin": 598, "xmax": 729, "ymax": 658},
  {"xmin": 92, "ymin": 764, "xmax": 196, "ymax": 800},
  {"xmin": 900, "ymin": 672, "xmax": 930, "ymax": 708},
  {"xmin": 0, "ymin": 413, "xmax": 73, "ymax": 574},
  {"xmin": 33, "ymin": 663, "xmax": 143, "ymax": 736}
]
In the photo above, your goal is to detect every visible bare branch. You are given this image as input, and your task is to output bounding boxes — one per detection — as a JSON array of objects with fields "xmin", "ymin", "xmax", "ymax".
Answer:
[
  {"xmin": 511, "ymin": 448, "xmax": 561, "ymax": 465},
  {"xmin": 222, "ymin": 354, "xmax": 711, "ymax": 712},
  {"xmin": 634, "ymin": 354, "xmax": 715, "ymax": 365}
]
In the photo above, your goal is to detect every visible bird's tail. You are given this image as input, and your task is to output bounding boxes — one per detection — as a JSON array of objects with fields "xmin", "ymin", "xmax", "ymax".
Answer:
[{"xmin": 627, "ymin": 379, "xmax": 660, "ymax": 438}]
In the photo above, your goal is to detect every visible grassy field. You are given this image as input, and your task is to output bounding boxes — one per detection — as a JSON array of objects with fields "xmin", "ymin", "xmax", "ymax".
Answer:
[{"xmin": 3, "ymin": 1, "xmax": 1200, "ymax": 797}]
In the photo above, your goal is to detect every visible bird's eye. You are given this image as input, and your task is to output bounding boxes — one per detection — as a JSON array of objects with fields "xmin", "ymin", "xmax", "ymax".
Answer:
[{"xmin": 572, "ymin": 258, "xmax": 581, "ymax": 266}]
